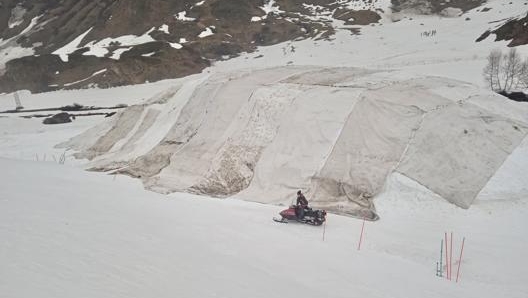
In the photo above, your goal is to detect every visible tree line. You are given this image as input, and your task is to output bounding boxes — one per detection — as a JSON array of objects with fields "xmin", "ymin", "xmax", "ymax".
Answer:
[{"xmin": 483, "ymin": 48, "xmax": 528, "ymax": 93}]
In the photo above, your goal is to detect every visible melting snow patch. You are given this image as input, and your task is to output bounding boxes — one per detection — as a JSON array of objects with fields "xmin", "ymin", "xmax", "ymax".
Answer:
[
  {"xmin": 63, "ymin": 69, "xmax": 107, "ymax": 87},
  {"xmin": 261, "ymin": 0, "xmax": 283, "ymax": 15},
  {"xmin": 175, "ymin": 11, "xmax": 195, "ymax": 21},
  {"xmin": 82, "ymin": 28, "xmax": 155, "ymax": 59},
  {"xmin": 195, "ymin": 1, "xmax": 205, "ymax": 6},
  {"xmin": 53, "ymin": 27, "xmax": 93, "ymax": 62},
  {"xmin": 142, "ymin": 52, "xmax": 156, "ymax": 57},
  {"xmin": 169, "ymin": 42, "xmax": 183, "ymax": 49},
  {"xmin": 92, "ymin": 69, "xmax": 107, "ymax": 76},
  {"xmin": 0, "ymin": 46, "xmax": 34, "ymax": 69},
  {"xmin": 179, "ymin": 38, "xmax": 187, "ymax": 43},
  {"xmin": 252, "ymin": 0, "xmax": 284, "ymax": 22},
  {"xmin": 110, "ymin": 47, "xmax": 132, "ymax": 60},
  {"xmin": 159, "ymin": 24, "xmax": 170, "ymax": 34},
  {"xmin": 198, "ymin": 27, "xmax": 214, "ymax": 38}
]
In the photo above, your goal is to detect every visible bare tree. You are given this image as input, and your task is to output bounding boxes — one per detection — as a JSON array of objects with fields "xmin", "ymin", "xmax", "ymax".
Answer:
[
  {"xmin": 483, "ymin": 48, "xmax": 528, "ymax": 92},
  {"xmin": 483, "ymin": 49, "xmax": 502, "ymax": 91}
]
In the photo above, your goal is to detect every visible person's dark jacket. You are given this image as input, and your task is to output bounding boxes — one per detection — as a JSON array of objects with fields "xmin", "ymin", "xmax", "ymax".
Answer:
[{"xmin": 297, "ymin": 194, "xmax": 308, "ymax": 207}]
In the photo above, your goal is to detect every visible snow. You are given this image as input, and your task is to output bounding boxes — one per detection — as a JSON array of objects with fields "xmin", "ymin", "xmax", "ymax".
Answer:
[
  {"xmin": 252, "ymin": 0, "xmax": 285, "ymax": 21},
  {"xmin": 0, "ymin": 45, "xmax": 34, "ymax": 70},
  {"xmin": 260, "ymin": 0, "xmax": 284, "ymax": 15},
  {"xmin": 53, "ymin": 28, "xmax": 156, "ymax": 61},
  {"xmin": 141, "ymin": 52, "xmax": 156, "ymax": 57},
  {"xmin": 63, "ymin": 69, "xmax": 108, "ymax": 87},
  {"xmin": 158, "ymin": 24, "xmax": 169, "ymax": 34},
  {"xmin": 52, "ymin": 28, "xmax": 93, "ymax": 62},
  {"xmin": 0, "ymin": 78, "xmax": 181, "ymax": 111},
  {"xmin": 198, "ymin": 27, "xmax": 214, "ymax": 38},
  {"xmin": 0, "ymin": 156, "xmax": 527, "ymax": 298},
  {"xmin": 2, "ymin": 0, "xmax": 528, "ymax": 297},
  {"xmin": 82, "ymin": 28, "xmax": 156, "ymax": 59},
  {"xmin": 0, "ymin": 15, "xmax": 42, "ymax": 69},
  {"xmin": 110, "ymin": 47, "xmax": 132, "ymax": 60},
  {"xmin": 215, "ymin": 0, "xmax": 528, "ymax": 90},
  {"xmin": 169, "ymin": 42, "xmax": 182, "ymax": 49},
  {"xmin": 175, "ymin": 11, "xmax": 196, "ymax": 22}
]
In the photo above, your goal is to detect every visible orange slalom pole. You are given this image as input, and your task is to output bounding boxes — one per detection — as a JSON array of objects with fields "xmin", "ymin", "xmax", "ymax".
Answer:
[{"xmin": 456, "ymin": 237, "xmax": 466, "ymax": 283}]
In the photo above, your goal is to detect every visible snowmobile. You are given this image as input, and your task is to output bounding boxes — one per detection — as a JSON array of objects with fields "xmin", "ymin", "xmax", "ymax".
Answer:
[{"xmin": 273, "ymin": 205, "xmax": 327, "ymax": 226}]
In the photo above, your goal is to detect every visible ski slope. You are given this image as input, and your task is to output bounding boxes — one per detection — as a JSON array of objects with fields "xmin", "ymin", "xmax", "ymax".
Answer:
[
  {"xmin": 1, "ymin": 157, "xmax": 527, "ymax": 298},
  {"xmin": 1, "ymin": 0, "xmax": 528, "ymax": 297}
]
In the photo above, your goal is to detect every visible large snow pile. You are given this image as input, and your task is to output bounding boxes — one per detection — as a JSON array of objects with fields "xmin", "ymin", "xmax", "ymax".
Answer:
[{"xmin": 59, "ymin": 66, "xmax": 528, "ymax": 219}]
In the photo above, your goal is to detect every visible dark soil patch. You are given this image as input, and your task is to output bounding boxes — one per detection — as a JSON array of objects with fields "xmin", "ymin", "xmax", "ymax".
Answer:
[
  {"xmin": 498, "ymin": 91, "xmax": 528, "ymax": 102},
  {"xmin": 333, "ymin": 9, "xmax": 381, "ymax": 26},
  {"xmin": 391, "ymin": 0, "xmax": 486, "ymax": 14},
  {"xmin": 42, "ymin": 112, "xmax": 72, "ymax": 124}
]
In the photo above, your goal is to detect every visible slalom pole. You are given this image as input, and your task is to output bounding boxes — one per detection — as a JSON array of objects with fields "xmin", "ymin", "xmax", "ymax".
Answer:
[
  {"xmin": 358, "ymin": 217, "xmax": 366, "ymax": 250},
  {"xmin": 456, "ymin": 237, "xmax": 466, "ymax": 283},
  {"xmin": 439, "ymin": 239, "xmax": 444, "ymax": 277},
  {"xmin": 322, "ymin": 218, "xmax": 327, "ymax": 241},
  {"xmin": 450, "ymin": 232, "xmax": 453, "ymax": 280},
  {"xmin": 445, "ymin": 232, "xmax": 449, "ymax": 279}
]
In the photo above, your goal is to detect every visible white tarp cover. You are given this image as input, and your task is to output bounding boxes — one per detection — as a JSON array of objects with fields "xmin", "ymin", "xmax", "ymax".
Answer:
[{"xmin": 61, "ymin": 67, "xmax": 528, "ymax": 219}]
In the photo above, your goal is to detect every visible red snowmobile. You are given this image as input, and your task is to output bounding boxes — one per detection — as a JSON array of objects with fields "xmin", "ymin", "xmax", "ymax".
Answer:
[{"xmin": 273, "ymin": 205, "xmax": 327, "ymax": 226}]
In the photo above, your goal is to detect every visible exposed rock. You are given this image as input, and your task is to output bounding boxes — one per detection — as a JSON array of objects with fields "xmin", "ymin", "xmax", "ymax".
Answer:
[
  {"xmin": 0, "ymin": 0, "xmax": 348, "ymax": 93},
  {"xmin": 390, "ymin": 0, "xmax": 485, "ymax": 14},
  {"xmin": 488, "ymin": 13, "xmax": 528, "ymax": 47},
  {"xmin": 42, "ymin": 112, "xmax": 72, "ymax": 124},
  {"xmin": 333, "ymin": 9, "xmax": 381, "ymax": 26}
]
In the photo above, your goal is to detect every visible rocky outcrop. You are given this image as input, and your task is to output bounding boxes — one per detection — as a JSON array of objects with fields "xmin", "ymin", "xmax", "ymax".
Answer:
[
  {"xmin": 42, "ymin": 112, "xmax": 72, "ymax": 124},
  {"xmin": 0, "ymin": 0, "xmax": 493, "ymax": 93},
  {"xmin": 489, "ymin": 13, "xmax": 528, "ymax": 47},
  {"xmin": 391, "ymin": 0, "xmax": 485, "ymax": 14},
  {"xmin": 0, "ymin": 0, "xmax": 363, "ymax": 93}
]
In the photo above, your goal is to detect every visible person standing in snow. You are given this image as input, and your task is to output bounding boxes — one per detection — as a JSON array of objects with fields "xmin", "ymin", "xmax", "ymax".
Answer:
[{"xmin": 296, "ymin": 190, "xmax": 308, "ymax": 219}]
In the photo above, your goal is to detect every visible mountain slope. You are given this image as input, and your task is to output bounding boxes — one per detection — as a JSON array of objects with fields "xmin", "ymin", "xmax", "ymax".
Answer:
[{"xmin": 0, "ymin": 0, "xmax": 510, "ymax": 93}]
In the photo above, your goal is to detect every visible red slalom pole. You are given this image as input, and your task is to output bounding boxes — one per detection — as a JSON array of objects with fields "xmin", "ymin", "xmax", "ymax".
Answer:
[
  {"xmin": 358, "ymin": 217, "xmax": 366, "ymax": 250},
  {"xmin": 445, "ymin": 232, "xmax": 449, "ymax": 279},
  {"xmin": 456, "ymin": 237, "xmax": 466, "ymax": 283},
  {"xmin": 322, "ymin": 218, "xmax": 327, "ymax": 241},
  {"xmin": 450, "ymin": 232, "xmax": 453, "ymax": 280}
]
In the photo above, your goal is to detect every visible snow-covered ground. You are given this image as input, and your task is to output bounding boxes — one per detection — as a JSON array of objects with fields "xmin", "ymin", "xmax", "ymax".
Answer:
[
  {"xmin": 1, "ymin": 157, "xmax": 527, "ymax": 298},
  {"xmin": 1, "ymin": 0, "xmax": 528, "ymax": 297}
]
